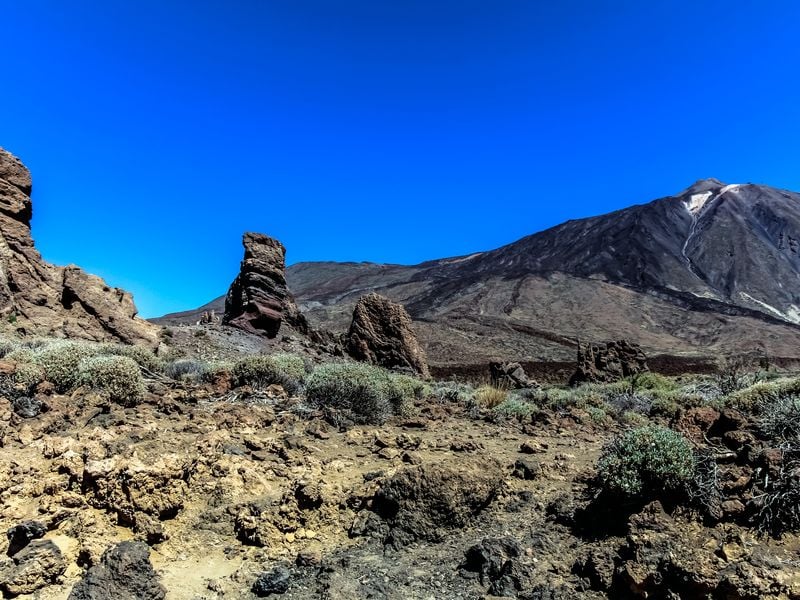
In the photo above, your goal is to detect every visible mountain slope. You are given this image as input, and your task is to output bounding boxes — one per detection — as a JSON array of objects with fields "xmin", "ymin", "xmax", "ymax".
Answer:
[{"xmin": 155, "ymin": 179, "xmax": 800, "ymax": 364}]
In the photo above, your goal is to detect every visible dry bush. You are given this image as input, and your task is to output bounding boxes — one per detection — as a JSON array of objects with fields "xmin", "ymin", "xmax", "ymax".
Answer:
[{"xmin": 474, "ymin": 384, "xmax": 508, "ymax": 409}]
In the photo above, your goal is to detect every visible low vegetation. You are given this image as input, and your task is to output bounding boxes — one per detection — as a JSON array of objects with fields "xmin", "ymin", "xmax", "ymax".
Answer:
[
  {"xmin": 306, "ymin": 362, "xmax": 422, "ymax": 424},
  {"xmin": 596, "ymin": 425, "xmax": 695, "ymax": 502},
  {"xmin": 77, "ymin": 355, "xmax": 145, "ymax": 406},
  {"xmin": 232, "ymin": 353, "xmax": 307, "ymax": 394}
]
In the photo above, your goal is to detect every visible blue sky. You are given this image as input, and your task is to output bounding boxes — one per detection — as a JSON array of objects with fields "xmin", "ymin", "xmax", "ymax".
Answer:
[{"xmin": 2, "ymin": 1, "xmax": 800, "ymax": 317}]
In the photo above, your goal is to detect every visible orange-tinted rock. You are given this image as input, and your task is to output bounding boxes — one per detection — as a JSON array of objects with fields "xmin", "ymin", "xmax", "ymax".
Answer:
[
  {"xmin": 0, "ymin": 148, "xmax": 159, "ymax": 346},
  {"xmin": 223, "ymin": 232, "xmax": 308, "ymax": 337},
  {"xmin": 345, "ymin": 293, "xmax": 429, "ymax": 377}
]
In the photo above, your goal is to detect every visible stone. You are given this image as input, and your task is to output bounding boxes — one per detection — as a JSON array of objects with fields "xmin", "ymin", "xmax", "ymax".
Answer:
[
  {"xmin": 490, "ymin": 361, "xmax": 535, "ymax": 389},
  {"xmin": 370, "ymin": 459, "xmax": 503, "ymax": 546},
  {"xmin": 0, "ymin": 148, "xmax": 159, "ymax": 346},
  {"xmin": 0, "ymin": 539, "xmax": 66, "ymax": 596},
  {"xmin": 676, "ymin": 406, "xmax": 721, "ymax": 443},
  {"xmin": 223, "ymin": 232, "xmax": 308, "ymax": 337},
  {"xmin": 345, "ymin": 293, "xmax": 429, "ymax": 377},
  {"xmin": 6, "ymin": 520, "xmax": 47, "ymax": 556},
  {"xmin": 461, "ymin": 537, "xmax": 522, "ymax": 585},
  {"xmin": 252, "ymin": 565, "xmax": 291, "ymax": 596},
  {"xmin": 569, "ymin": 339, "xmax": 649, "ymax": 385},
  {"xmin": 512, "ymin": 458, "xmax": 540, "ymax": 480},
  {"xmin": 68, "ymin": 541, "xmax": 165, "ymax": 600},
  {"xmin": 12, "ymin": 395, "xmax": 46, "ymax": 419}
]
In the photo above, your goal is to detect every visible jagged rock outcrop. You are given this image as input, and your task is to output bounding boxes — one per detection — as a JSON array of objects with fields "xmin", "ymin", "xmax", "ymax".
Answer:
[
  {"xmin": 345, "ymin": 293, "xmax": 429, "ymax": 377},
  {"xmin": 569, "ymin": 339, "xmax": 649, "ymax": 385},
  {"xmin": 490, "ymin": 361, "xmax": 535, "ymax": 389},
  {"xmin": 0, "ymin": 148, "xmax": 159, "ymax": 346},
  {"xmin": 223, "ymin": 232, "xmax": 308, "ymax": 337}
]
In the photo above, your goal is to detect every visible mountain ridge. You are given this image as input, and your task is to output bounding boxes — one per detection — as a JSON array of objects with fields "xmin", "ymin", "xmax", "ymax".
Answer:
[{"xmin": 154, "ymin": 179, "xmax": 800, "ymax": 364}]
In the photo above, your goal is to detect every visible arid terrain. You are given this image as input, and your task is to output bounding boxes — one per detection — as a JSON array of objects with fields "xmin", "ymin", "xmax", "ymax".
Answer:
[{"xmin": 4, "ymin": 145, "xmax": 800, "ymax": 600}]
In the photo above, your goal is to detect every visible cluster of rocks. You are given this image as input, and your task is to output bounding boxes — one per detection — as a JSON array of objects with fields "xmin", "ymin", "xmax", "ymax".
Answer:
[
  {"xmin": 570, "ymin": 339, "xmax": 649, "ymax": 385},
  {"xmin": 223, "ymin": 234, "xmax": 430, "ymax": 376}
]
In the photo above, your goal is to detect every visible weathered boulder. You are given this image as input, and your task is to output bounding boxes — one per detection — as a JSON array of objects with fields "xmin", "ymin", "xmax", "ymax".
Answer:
[
  {"xmin": 369, "ymin": 459, "xmax": 503, "ymax": 546},
  {"xmin": 345, "ymin": 293, "xmax": 429, "ymax": 377},
  {"xmin": 490, "ymin": 361, "xmax": 535, "ymax": 389},
  {"xmin": 569, "ymin": 339, "xmax": 649, "ymax": 385},
  {"xmin": 224, "ymin": 232, "xmax": 308, "ymax": 337},
  {"xmin": 0, "ymin": 539, "xmax": 66, "ymax": 596},
  {"xmin": 68, "ymin": 541, "xmax": 165, "ymax": 600},
  {"xmin": 0, "ymin": 148, "xmax": 159, "ymax": 346}
]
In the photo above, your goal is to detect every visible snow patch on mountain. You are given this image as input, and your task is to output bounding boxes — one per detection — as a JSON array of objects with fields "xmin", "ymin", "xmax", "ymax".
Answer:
[{"xmin": 740, "ymin": 292, "xmax": 800, "ymax": 324}]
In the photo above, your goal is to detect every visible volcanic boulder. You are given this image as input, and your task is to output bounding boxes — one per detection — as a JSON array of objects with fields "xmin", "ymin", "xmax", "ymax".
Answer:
[
  {"xmin": 68, "ymin": 541, "xmax": 165, "ymax": 600},
  {"xmin": 0, "ymin": 148, "xmax": 159, "ymax": 346},
  {"xmin": 490, "ymin": 361, "xmax": 535, "ymax": 389},
  {"xmin": 223, "ymin": 232, "xmax": 308, "ymax": 337},
  {"xmin": 570, "ymin": 339, "xmax": 649, "ymax": 385},
  {"xmin": 345, "ymin": 293, "xmax": 429, "ymax": 377}
]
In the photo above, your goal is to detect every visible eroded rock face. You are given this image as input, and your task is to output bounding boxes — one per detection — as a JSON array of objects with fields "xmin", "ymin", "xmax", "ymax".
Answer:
[
  {"xmin": 0, "ymin": 148, "xmax": 159, "ymax": 346},
  {"xmin": 223, "ymin": 232, "xmax": 308, "ymax": 337},
  {"xmin": 345, "ymin": 293, "xmax": 429, "ymax": 377},
  {"xmin": 569, "ymin": 339, "xmax": 649, "ymax": 385},
  {"xmin": 68, "ymin": 541, "xmax": 165, "ymax": 600}
]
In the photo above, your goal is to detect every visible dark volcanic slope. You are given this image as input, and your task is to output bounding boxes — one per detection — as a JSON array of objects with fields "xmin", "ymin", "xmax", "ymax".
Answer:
[{"xmin": 155, "ymin": 179, "xmax": 800, "ymax": 364}]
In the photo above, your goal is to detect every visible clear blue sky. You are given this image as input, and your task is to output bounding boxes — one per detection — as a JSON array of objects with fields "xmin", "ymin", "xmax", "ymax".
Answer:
[{"xmin": 2, "ymin": 1, "xmax": 800, "ymax": 317}]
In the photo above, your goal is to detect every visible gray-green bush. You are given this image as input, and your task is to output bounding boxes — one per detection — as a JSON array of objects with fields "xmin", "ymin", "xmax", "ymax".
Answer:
[
  {"xmin": 232, "ymin": 353, "xmax": 307, "ymax": 394},
  {"xmin": 77, "ymin": 355, "xmax": 145, "ymax": 406},
  {"xmin": 596, "ymin": 425, "xmax": 695, "ymax": 501},
  {"xmin": 33, "ymin": 341, "xmax": 100, "ymax": 392},
  {"xmin": 305, "ymin": 362, "xmax": 409, "ymax": 424}
]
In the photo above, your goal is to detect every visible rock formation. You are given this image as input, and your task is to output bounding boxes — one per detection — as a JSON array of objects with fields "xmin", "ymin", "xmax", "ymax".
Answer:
[
  {"xmin": 569, "ymin": 339, "xmax": 649, "ymax": 385},
  {"xmin": 489, "ymin": 361, "xmax": 535, "ymax": 389},
  {"xmin": 0, "ymin": 148, "xmax": 159, "ymax": 346},
  {"xmin": 223, "ymin": 232, "xmax": 308, "ymax": 337},
  {"xmin": 345, "ymin": 293, "xmax": 429, "ymax": 377}
]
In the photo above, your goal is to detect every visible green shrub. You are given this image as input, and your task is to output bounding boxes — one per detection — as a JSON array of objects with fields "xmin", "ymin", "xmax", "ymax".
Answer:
[
  {"xmin": 493, "ymin": 397, "xmax": 537, "ymax": 420},
  {"xmin": 649, "ymin": 397, "xmax": 681, "ymax": 419},
  {"xmin": 305, "ymin": 362, "xmax": 399, "ymax": 424},
  {"xmin": 232, "ymin": 353, "xmax": 306, "ymax": 394},
  {"xmin": 725, "ymin": 380, "xmax": 783, "ymax": 412},
  {"xmin": 98, "ymin": 343, "xmax": 163, "ymax": 372},
  {"xmin": 14, "ymin": 362, "xmax": 45, "ymax": 393},
  {"xmin": 0, "ymin": 339, "xmax": 18, "ymax": 358},
  {"xmin": 628, "ymin": 372, "xmax": 678, "ymax": 392},
  {"xmin": 33, "ymin": 341, "xmax": 100, "ymax": 392},
  {"xmin": 431, "ymin": 381, "xmax": 475, "ymax": 404},
  {"xmin": 585, "ymin": 406, "xmax": 609, "ymax": 425},
  {"xmin": 5, "ymin": 348, "xmax": 35, "ymax": 364},
  {"xmin": 596, "ymin": 425, "xmax": 695, "ymax": 501},
  {"xmin": 78, "ymin": 355, "xmax": 145, "ymax": 406},
  {"xmin": 164, "ymin": 358, "xmax": 207, "ymax": 380},
  {"xmin": 621, "ymin": 410, "xmax": 649, "ymax": 427},
  {"xmin": 385, "ymin": 374, "xmax": 424, "ymax": 416}
]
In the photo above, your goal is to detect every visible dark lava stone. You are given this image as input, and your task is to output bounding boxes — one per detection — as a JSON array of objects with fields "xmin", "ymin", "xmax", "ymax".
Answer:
[
  {"xmin": 252, "ymin": 565, "xmax": 291, "ymax": 596},
  {"xmin": 12, "ymin": 396, "xmax": 46, "ymax": 418},
  {"xmin": 7, "ymin": 520, "xmax": 47, "ymax": 556}
]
